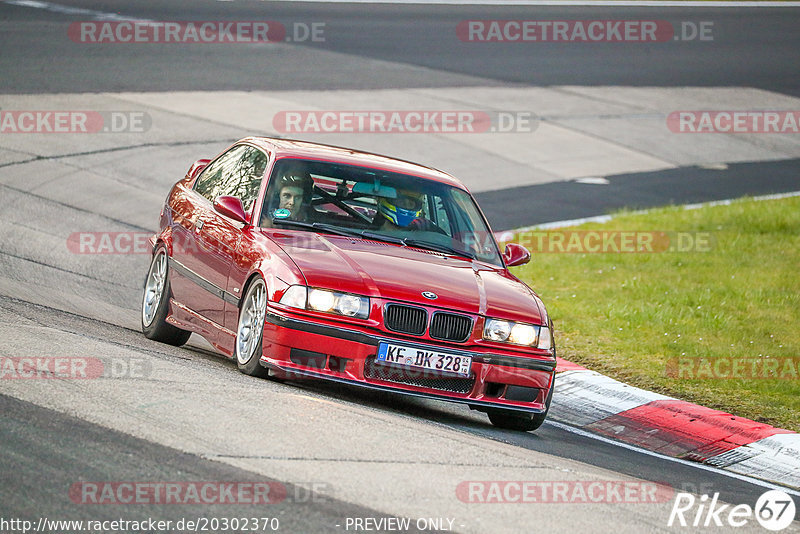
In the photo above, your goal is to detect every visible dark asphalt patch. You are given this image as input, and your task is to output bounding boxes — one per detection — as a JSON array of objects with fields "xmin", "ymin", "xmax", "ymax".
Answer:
[{"xmin": 476, "ymin": 158, "xmax": 800, "ymax": 230}]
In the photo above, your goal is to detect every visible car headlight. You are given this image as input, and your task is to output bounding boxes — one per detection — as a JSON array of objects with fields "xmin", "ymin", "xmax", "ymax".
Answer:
[
  {"xmin": 308, "ymin": 288, "xmax": 336, "ymax": 312},
  {"xmin": 280, "ymin": 285, "xmax": 308, "ymax": 309},
  {"xmin": 336, "ymin": 294, "xmax": 366, "ymax": 317},
  {"xmin": 483, "ymin": 318, "xmax": 511, "ymax": 342},
  {"xmin": 537, "ymin": 326, "xmax": 552, "ymax": 351},
  {"xmin": 279, "ymin": 285, "xmax": 370, "ymax": 319},
  {"xmin": 509, "ymin": 323, "xmax": 537, "ymax": 346},
  {"xmin": 483, "ymin": 318, "xmax": 551, "ymax": 349}
]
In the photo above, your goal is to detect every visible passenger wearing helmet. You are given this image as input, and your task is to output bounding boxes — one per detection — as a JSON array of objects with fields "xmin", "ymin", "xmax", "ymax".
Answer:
[
  {"xmin": 376, "ymin": 189, "xmax": 445, "ymax": 234},
  {"xmin": 377, "ymin": 189, "xmax": 424, "ymax": 228}
]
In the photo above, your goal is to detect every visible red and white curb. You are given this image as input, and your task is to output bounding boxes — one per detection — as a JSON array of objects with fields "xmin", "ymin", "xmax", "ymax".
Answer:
[{"xmin": 550, "ymin": 363, "xmax": 800, "ymax": 490}]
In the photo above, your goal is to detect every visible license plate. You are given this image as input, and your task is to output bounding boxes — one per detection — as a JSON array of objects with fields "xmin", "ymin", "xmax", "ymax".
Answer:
[{"xmin": 376, "ymin": 342, "xmax": 472, "ymax": 377}]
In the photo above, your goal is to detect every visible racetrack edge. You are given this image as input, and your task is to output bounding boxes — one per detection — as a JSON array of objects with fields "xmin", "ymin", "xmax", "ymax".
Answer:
[{"xmin": 553, "ymin": 355, "xmax": 800, "ymax": 491}]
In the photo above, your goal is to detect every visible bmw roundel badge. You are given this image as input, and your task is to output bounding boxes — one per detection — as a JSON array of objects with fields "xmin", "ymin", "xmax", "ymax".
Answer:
[{"xmin": 422, "ymin": 291, "xmax": 438, "ymax": 300}]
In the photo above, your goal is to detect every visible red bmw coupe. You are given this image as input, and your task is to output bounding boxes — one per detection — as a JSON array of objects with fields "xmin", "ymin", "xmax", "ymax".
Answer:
[{"xmin": 142, "ymin": 137, "xmax": 555, "ymax": 430}]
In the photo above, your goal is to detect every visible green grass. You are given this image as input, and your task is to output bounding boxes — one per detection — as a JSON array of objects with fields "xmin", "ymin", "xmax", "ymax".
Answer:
[{"xmin": 511, "ymin": 195, "xmax": 800, "ymax": 431}]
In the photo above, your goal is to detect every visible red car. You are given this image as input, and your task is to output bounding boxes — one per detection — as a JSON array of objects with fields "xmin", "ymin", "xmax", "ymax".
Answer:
[{"xmin": 142, "ymin": 137, "xmax": 556, "ymax": 431}]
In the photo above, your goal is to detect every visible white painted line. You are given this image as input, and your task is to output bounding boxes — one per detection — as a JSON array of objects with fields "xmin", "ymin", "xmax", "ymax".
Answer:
[
  {"xmin": 3, "ymin": 0, "xmax": 151, "ymax": 22},
  {"xmin": 259, "ymin": 0, "xmax": 800, "ymax": 6},
  {"xmin": 575, "ymin": 177, "xmax": 610, "ymax": 185},
  {"xmin": 546, "ymin": 420, "xmax": 800, "ymax": 495},
  {"xmin": 510, "ymin": 190, "xmax": 800, "ymax": 231},
  {"xmin": 681, "ymin": 190, "xmax": 800, "ymax": 211}
]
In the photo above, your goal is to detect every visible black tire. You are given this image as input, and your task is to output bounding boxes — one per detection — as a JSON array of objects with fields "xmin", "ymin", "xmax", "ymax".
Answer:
[
  {"xmin": 141, "ymin": 247, "xmax": 191, "ymax": 346},
  {"xmin": 487, "ymin": 380, "xmax": 554, "ymax": 432},
  {"xmin": 235, "ymin": 277, "xmax": 270, "ymax": 378}
]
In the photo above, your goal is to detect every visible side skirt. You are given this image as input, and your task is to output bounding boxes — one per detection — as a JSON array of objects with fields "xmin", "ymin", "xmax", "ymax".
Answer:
[{"xmin": 167, "ymin": 299, "xmax": 236, "ymax": 357}]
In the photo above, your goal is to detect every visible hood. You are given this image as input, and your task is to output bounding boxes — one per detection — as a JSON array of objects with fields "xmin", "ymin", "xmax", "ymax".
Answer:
[{"xmin": 265, "ymin": 230, "xmax": 544, "ymax": 324}]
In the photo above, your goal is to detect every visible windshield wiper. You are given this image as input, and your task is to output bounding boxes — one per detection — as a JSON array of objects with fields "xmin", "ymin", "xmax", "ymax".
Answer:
[
  {"xmin": 358, "ymin": 231, "xmax": 406, "ymax": 245},
  {"xmin": 271, "ymin": 219, "xmax": 356, "ymax": 238},
  {"xmin": 402, "ymin": 238, "xmax": 476, "ymax": 260},
  {"xmin": 271, "ymin": 220, "xmax": 472, "ymax": 258},
  {"xmin": 271, "ymin": 220, "xmax": 408, "ymax": 246}
]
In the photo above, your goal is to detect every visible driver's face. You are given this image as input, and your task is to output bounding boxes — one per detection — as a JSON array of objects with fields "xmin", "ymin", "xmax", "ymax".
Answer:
[
  {"xmin": 279, "ymin": 186, "xmax": 304, "ymax": 217},
  {"xmin": 395, "ymin": 192, "xmax": 422, "ymax": 211}
]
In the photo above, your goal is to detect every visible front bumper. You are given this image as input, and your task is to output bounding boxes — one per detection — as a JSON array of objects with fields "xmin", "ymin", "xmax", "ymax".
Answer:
[{"xmin": 259, "ymin": 308, "xmax": 556, "ymax": 414}]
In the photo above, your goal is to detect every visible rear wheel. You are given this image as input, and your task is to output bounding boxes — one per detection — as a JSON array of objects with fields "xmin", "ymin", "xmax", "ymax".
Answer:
[
  {"xmin": 487, "ymin": 380, "xmax": 554, "ymax": 432},
  {"xmin": 141, "ymin": 247, "xmax": 191, "ymax": 346},
  {"xmin": 235, "ymin": 277, "xmax": 270, "ymax": 378}
]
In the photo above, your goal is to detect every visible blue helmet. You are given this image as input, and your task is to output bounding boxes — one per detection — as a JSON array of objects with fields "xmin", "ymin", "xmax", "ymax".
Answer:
[{"xmin": 378, "ymin": 191, "xmax": 423, "ymax": 227}]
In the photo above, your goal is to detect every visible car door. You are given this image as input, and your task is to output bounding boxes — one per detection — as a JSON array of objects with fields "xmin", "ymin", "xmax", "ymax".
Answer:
[{"xmin": 171, "ymin": 144, "xmax": 268, "ymax": 331}]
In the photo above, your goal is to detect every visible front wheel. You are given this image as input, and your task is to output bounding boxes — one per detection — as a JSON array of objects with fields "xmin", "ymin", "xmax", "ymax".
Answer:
[
  {"xmin": 487, "ymin": 381, "xmax": 554, "ymax": 432},
  {"xmin": 141, "ymin": 247, "xmax": 191, "ymax": 346},
  {"xmin": 235, "ymin": 277, "xmax": 270, "ymax": 378}
]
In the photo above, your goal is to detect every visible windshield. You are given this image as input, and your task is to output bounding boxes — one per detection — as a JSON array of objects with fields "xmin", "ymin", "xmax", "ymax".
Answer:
[{"xmin": 259, "ymin": 158, "xmax": 502, "ymax": 266}]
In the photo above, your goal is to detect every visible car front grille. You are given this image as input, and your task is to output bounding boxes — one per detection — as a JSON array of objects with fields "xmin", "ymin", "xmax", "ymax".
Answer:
[
  {"xmin": 384, "ymin": 304, "xmax": 474, "ymax": 342},
  {"xmin": 364, "ymin": 357, "xmax": 475, "ymax": 394},
  {"xmin": 384, "ymin": 304, "xmax": 427, "ymax": 335},
  {"xmin": 429, "ymin": 312, "xmax": 473, "ymax": 342}
]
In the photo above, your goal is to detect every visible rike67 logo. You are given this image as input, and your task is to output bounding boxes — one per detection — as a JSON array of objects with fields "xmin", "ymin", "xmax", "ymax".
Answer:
[{"xmin": 668, "ymin": 490, "xmax": 796, "ymax": 531}]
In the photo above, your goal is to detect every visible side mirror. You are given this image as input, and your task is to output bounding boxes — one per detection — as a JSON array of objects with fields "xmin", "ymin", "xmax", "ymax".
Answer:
[
  {"xmin": 503, "ymin": 242, "xmax": 531, "ymax": 267},
  {"xmin": 213, "ymin": 196, "xmax": 250, "ymax": 225}
]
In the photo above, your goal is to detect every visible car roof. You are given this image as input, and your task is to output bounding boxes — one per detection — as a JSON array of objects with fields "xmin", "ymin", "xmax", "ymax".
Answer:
[{"xmin": 241, "ymin": 136, "xmax": 468, "ymax": 190}]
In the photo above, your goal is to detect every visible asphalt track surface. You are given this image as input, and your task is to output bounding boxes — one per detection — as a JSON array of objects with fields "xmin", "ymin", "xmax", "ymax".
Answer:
[
  {"xmin": 1, "ymin": 298, "xmax": 797, "ymax": 530},
  {"xmin": 1, "ymin": 0, "xmax": 799, "ymax": 95},
  {"xmin": 476, "ymin": 158, "xmax": 800, "ymax": 229},
  {"xmin": 1, "ymin": 392, "xmax": 400, "ymax": 534},
  {"xmin": 1, "ymin": 1, "xmax": 800, "ymax": 532}
]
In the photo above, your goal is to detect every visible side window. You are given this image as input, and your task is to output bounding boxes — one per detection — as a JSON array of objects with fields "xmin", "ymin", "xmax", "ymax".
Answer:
[
  {"xmin": 450, "ymin": 189, "xmax": 500, "ymax": 263},
  {"xmin": 194, "ymin": 145, "xmax": 268, "ymax": 212},
  {"xmin": 225, "ymin": 146, "xmax": 268, "ymax": 212},
  {"xmin": 425, "ymin": 195, "xmax": 452, "ymax": 236},
  {"xmin": 194, "ymin": 146, "xmax": 245, "ymax": 202}
]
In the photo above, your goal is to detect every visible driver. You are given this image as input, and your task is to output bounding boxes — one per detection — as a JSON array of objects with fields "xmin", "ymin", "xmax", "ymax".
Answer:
[{"xmin": 272, "ymin": 168, "xmax": 314, "ymax": 221}]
